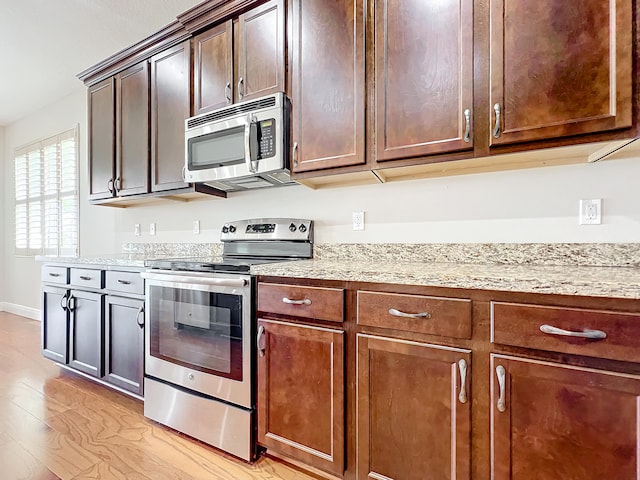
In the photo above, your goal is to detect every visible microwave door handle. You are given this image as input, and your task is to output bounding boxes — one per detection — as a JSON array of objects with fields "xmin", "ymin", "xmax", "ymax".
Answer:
[{"xmin": 244, "ymin": 117, "xmax": 259, "ymax": 174}]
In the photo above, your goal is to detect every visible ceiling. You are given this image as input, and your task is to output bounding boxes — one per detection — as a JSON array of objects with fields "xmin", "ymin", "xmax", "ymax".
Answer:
[{"xmin": 0, "ymin": 0, "xmax": 204, "ymax": 126}]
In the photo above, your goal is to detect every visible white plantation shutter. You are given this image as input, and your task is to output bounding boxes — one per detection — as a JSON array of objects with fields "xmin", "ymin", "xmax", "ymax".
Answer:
[{"xmin": 14, "ymin": 126, "xmax": 79, "ymax": 256}]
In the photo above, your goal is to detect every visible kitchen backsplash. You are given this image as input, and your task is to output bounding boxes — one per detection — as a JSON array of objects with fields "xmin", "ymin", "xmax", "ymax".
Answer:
[{"xmin": 121, "ymin": 242, "xmax": 640, "ymax": 267}]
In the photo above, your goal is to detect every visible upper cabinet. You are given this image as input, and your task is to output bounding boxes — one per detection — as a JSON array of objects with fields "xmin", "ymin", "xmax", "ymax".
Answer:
[
  {"xmin": 193, "ymin": 0, "xmax": 285, "ymax": 115},
  {"xmin": 290, "ymin": 0, "xmax": 365, "ymax": 173},
  {"xmin": 150, "ymin": 41, "xmax": 191, "ymax": 192},
  {"xmin": 88, "ymin": 78, "xmax": 115, "ymax": 201},
  {"xmin": 374, "ymin": 0, "xmax": 474, "ymax": 162},
  {"xmin": 489, "ymin": 0, "xmax": 633, "ymax": 146}
]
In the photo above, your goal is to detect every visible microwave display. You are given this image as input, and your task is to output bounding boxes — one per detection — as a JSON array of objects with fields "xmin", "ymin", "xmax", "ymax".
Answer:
[{"xmin": 188, "ymin": 119, "xmax": 276, "ymax": 171}]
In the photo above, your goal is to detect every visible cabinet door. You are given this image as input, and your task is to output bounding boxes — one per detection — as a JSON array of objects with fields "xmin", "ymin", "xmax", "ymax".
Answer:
[
  {"xmin": 491, "ymin": 354, "xmax": 640, "ymax": 479},
  {"xmin": 42, "ymin": 286, "xmax": 69, "ymax": 364},
  {"xmin": 150, "ymin": 41, "xmax": 191, "ymax": 192},
  {"xmin": 104, "ymin": 296, "xmax": 144, "ymax": 396},
  {"xmin": 115, "ymin": 61, "xmax": 149, "ymax": 196},
  {"xmin": 290, "ymin": 0, "xmax": 365, "ymax": 172},
  {"xmin": 257, "ymin": 319, "xmax": 344, "ymax": 476},
  {"xmin": 193, "ymin": 21, "xmax": 233, "ymax": 114},
  {"xmin": 88, "ymin": 78, "xmax": 115, "ymax": 200},
  {"xmin": 237, "ymin": 0, "xmax": 285, "ymax": 102},
  {"xmin": 357, "ymin": 334, "xmax": 471, "ymax": 480},
  {"xmin": 375, "ymin": 0, "xmax": 474, "ymax": 161},
  {"xmin": 489, "ymin": 0, "xmax": 632, "ymax": 145},
  {"xmin": 68, "ymin": 290, "xmax": 104, "ymax": 377}
]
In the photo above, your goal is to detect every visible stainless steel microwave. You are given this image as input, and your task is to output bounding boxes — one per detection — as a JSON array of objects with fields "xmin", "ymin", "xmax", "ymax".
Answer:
[{"xmin": 184, "ymin": 92, "xmax": 293, "ymax": 192}]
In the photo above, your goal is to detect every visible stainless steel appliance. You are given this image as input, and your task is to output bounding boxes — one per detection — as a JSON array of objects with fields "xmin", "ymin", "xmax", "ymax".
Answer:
[
  {"xmin": 141, "ymin": 218, "xmax": 313, "ymax": 461},
  {"xmin": 184, "ymin": 93, "xmax": 293, "ymax": 192}
]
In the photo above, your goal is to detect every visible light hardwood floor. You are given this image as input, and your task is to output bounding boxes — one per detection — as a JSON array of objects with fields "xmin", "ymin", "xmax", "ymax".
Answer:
[{"xmin": 0, "ymin": 312, "xmax": 316, "ymax": 480}]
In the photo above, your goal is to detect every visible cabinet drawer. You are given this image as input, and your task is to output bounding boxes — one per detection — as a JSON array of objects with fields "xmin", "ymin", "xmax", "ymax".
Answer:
[
  {"xmin": 70, "ymin": 268, "xmax": 104, "ymax": 289},
  {"xmin": 491, "ymin": 301, "xmax": 640, "ymax": 363},
  {"xmin": 357, "ymin": 291, "xmax": 472, "ymax": 339},
  {"xmin": 42, "ymin": 265, "xmax": 68, "ymax": 285},
  {"xmin": 106, "ymin": 271, "xmax": 144, "ymax": 295},
  {"xmin": 258, "ymin": 283, "xmax": 344, "ymax": 323}
]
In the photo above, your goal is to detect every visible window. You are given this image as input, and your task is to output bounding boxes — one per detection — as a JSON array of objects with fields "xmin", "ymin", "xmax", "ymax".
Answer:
[{"xmin": 15, "ymin": 127, "xmax": 79, "ymax": 256}]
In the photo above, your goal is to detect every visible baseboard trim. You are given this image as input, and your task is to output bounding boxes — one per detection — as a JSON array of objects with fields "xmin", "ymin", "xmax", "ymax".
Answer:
[{"xmin": 0, "ymin": 303, "xmax": 41, "ymax": 321}]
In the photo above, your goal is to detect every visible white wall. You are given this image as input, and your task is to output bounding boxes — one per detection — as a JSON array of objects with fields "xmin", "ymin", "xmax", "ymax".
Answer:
[
  {"xmin": 0, "ymin": 126, "xmax": 5, "ymax": 304},
  {"xmin": 3, "ymin": 90, "xmax": 640, "ymax": 312}
]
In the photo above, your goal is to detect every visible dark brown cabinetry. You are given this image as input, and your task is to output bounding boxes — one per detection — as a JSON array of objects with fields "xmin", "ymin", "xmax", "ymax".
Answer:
[
  {"xmin": 88, "ymin": 78, "xmax": 115, "ymax": 201},
  {"xmin": 42, "ymin": 285, "xmax": 70, "ymax": 364},
  {"xmin": 257, "ymin": 319, "xmax": 345, "ymax": 476},
  {"xmin": 489, "ymin": 0, "xmax": 632, "ymax": 146},
  {"xmin": 150, "ymin": 41, "xmax": 191, "ymax": 192},
  {"xmin": 357, "ymin": 334, "xmax": 471, "ymax": 480},
  {"xmin": 193, "ymin": 0, "xmax": 284, "ymax": 115},
  {"xmin": 290, "ymin": 0, "xmax": 365, "ymax": 173},
  {"xmin": 104, "ymin": 296, "xmax": 144, "ymax": 396},
  {"xmin": 374, "ymin": 0, "xmax": 474, "ymax": 161},
  {"xmin": 490, "ymin": 354, "xmax": 640, "ymax": 480},
  {"xmin": 68, "ymin": 290, "xmax": 104, "ymax": 378}
]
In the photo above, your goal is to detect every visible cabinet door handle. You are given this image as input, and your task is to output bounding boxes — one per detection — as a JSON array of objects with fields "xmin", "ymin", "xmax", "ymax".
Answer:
[
  {"xmin": 136, "ymin": 304, "xmax": 145, "ymax": 328},
  {"xmin": 463, "ymin": 108, "xmax": 471, "ymax": 143},
  {"xmin": 539, "ymin": 324, "xmax": 606, "ymax": 340},
  {"xmin": 79, "ymin": 275, "xmax": 92, "ymax": 281},
  {"xmin": 282, "ymin": 297, "xmax": 312, "ymax": 305},
  {"xmin": 60, "ymin": 293, "xmax": 69, "ymax": 311},
  {"xmin": 496, "ymin": 365, "xmax": 506, "ymax": 412},
  {"xmin": 107, "ymin": 178, "xmax": 114, "ymax": 193},
  {"xmin": 493, "ymin": 103, "xmax": 501, "ymax": 138},
  {"xmin": 292, "ymin": 142, "xmax": 299, "ymax": 167},
  {"xmin": 225, "ymin": 82, "xmax": 232, "ymax": 104},
  {"xmin": 257, "ymin": 325, "xmax": 266, "ymax": 357},
  {"xmin": 67, "ymin": 295, "xmax": 76, "ymax": 313},
  {"xmin": 388, "ymin": 308, "xmax": 431, "ymax": 319},
  {"xmin": 114, "ymin": 176, "xmax": 121, "ymax": 193},
  {"xmin": 458, "ymin": 359, "xmax": 468, "ymax": 404},
  {"xmin": 238, "ymin": 77, "xmax": 244, "ymax": 100},
  {"xmin": 117, "ymin": 279, "xmax": 131, "ymax": 285},
  {"xmin": 181, "ymin": 166, "xmax": 186, "ymax": 181}
]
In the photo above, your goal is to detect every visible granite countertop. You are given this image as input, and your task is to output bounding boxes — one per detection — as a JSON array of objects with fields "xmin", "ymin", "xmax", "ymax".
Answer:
[
  {"xmin": 250, "ymin": 259, "xmax": 640, "ymax": 300},
  {"xmin": 36, "ymin": 254, "xmax": 151, "ymax": 269}
]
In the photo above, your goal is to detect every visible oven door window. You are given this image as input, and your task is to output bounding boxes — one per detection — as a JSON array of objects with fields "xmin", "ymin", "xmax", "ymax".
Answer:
[
  {"xmin": 149, "ymin": 286, "xmax": 243, "ymax": 381},
  {"xmin": 188, "ymin": 126, "xmax": 245, "ymax": 170}
]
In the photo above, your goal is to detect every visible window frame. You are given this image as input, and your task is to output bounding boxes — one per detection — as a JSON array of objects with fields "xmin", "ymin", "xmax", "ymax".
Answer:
[{"xmin": 14, "ymin": 126, "xmax": 79, "ymax": 257}]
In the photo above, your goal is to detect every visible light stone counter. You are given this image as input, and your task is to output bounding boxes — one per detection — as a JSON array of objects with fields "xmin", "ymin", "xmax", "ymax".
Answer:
[
  {"xmin": 36, "ymin": 254, "xmax": 148, "ymax": 270},
  {"xmin": 251, "ymin": 260, "xmax": 640, "ymax": 300}
]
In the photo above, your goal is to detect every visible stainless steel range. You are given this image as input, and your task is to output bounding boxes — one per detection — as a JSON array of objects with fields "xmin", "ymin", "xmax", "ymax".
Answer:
[{"xmin": 141, "ymin": 218, "xmax": 313, "ymax": 461}]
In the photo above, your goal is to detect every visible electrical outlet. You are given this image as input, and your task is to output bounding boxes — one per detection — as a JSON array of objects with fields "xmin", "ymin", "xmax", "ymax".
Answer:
[
  {"xmin": 352, "ymin": 211, "xmax": 365, "ymax": 231},
  {"xmin": 150, "ymin": 222, "xmax": 156, "ymax": 235},
  {"xmin": 193, "ymin": 220, "xmax": 200, "ymax": 234},
  {"xmin": 579, "ymin": 199, "xmax": 602, "ymax": 225},
  {"xmin": 134, "ymin": 224, "xmax": 141, "ymax": 236}
]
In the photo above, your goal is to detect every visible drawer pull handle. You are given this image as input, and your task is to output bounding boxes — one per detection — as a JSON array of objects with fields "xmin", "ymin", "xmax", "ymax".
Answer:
[
  {"xmin": 282, "ymin": 297, "xmax": 312, "ymax": 306},
  {"xmin": 117, "ymin": 279, "xmax": 132, "ymax": 285},
  {"xmin": 458, "ymin": 359, "xmax": 468, "ymax": 404},
  {"xmin": 257, "ymin": 325, "xmax": 266, "ymax": 357},
  {"xmin": 388, "ymin": 308, "xmax": 431, "ymax": 319},
  {"xmin": 539, "ymin": 324, "xmax": 607, "ymax": 340},
  {"xmin": 496, "ymin": 365, "xmax": 506, "ymax": 412},
  {"xmin": 48, "ymin": 272, "xmax": 61, "ymax": 277},
  {"xmin": 79, "ymin": 275, "xmax": 92, "ymax": 281}
]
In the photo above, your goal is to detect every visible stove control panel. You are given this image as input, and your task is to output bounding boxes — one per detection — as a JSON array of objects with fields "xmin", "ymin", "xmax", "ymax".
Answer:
[{"xmin": 220, "ymin": 218, "xmax": 313, "ymax": 242}]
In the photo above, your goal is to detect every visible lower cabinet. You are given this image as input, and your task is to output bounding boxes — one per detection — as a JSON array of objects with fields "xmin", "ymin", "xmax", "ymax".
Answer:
[
  {"xmin": 68, "ymin": 290, "xmax": 104, "ymax": 377},
  {"xmin": 104, "ymin": 296, "xmax": 145, "ymax": 396},
  {"xmin": 42, "ymin": 285, "xmax": 70, "ymax": 364},
  {"xmin": 357, "ymin": 334, "xmax": 472, "ymax": 480},
  {"xmin": 490, "ymin": 354, "xmax": 640, "ymax": 480},
  {"xmin": 257, "ymin": 318, "xmax": 345, "ymax": 476}
]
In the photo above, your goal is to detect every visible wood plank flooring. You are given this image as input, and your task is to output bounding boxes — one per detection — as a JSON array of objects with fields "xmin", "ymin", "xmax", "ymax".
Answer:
[{"xmin": 0, "ymin": 312, "xmax": 316, "ymax": 480}]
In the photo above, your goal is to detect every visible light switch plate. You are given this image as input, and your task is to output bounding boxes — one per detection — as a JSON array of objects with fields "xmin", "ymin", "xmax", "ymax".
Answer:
[
  {"xmin": 150, "ymin": 222, "xmax": 156, "ymax": 235},
  {"xmin": 193, "ymin": 220, "xmax": 200, "ymax": 234},
  {"xmin": 579, "ymin": 199, "xmax": 602, "ymax": 225}
]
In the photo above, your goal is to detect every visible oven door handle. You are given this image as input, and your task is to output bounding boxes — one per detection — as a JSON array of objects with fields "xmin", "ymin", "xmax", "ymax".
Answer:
[{"xmin": 141, "ymin": 271, "xmax": 248, "ymax": 287}]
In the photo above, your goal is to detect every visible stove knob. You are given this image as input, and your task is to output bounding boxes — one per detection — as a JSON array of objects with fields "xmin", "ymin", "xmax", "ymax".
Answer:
[
  {"xmin": 222, "ymin": 225, "xmax": 229, "ymax": 233},
  {"xmin": 289, "ymin": 223, "xmax": 297, "ymax": 232},
  {"xmin": 229, "ymin": 225, "xmax": 237, "ymax": 233},
  {"xmin": 299, "ymin": 224, "xmax": 307, "ymax": 233}
]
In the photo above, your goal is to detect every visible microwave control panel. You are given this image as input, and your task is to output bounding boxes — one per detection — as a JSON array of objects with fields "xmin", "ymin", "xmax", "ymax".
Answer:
[{"xmin": 258, "ymin": 119, "xmax": 276, "ymax": 159}]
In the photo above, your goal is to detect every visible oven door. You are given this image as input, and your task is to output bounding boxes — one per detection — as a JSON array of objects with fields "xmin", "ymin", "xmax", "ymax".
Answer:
[{"xmin": 141, "ymin": 270, "xmax": 253, "ymax": 409}]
